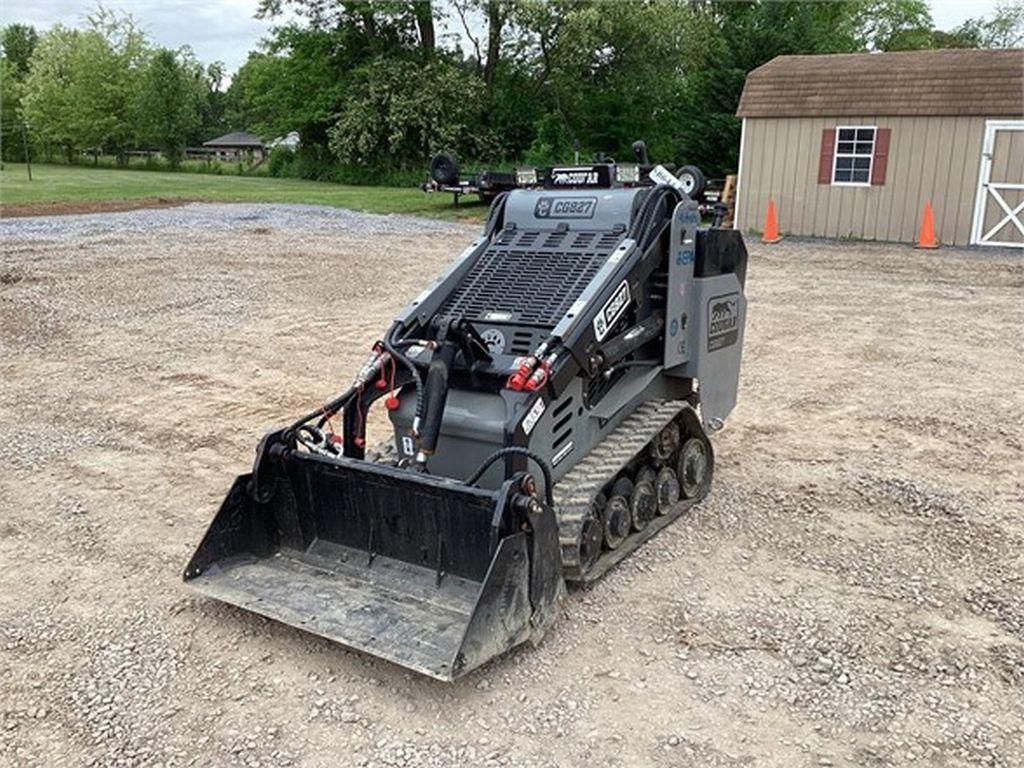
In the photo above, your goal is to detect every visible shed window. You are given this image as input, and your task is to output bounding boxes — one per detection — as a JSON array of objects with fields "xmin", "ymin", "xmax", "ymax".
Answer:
[{"xmin": 832, "ymin": 127, "xmax": 875, "ymax": 185}]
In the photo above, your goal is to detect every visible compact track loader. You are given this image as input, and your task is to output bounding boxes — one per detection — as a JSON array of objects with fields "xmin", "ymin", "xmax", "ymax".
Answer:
[{"xmin": 184, "ymin": 160, "xmax": 748, "ymax": 680}]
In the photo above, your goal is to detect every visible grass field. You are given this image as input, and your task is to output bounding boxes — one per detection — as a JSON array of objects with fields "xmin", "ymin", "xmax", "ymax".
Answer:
[{"xmin": 0, "ymin": 163, "xmax": 485, "ymax": 219}]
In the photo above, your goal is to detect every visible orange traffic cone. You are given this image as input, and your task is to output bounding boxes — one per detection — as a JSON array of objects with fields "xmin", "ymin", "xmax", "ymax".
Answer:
[
  {"xmin": 916, "ymin": 201, "xmax": 939, "ymax": 249},
  {"xmin": 762, "ymin": 200, "xmax": 782, "ymax": 244}
]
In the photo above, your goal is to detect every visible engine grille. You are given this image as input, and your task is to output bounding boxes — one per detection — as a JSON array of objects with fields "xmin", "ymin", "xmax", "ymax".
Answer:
[{"xmin": 439, "ymin": 227, "xmax": 624, "ymax": 329}]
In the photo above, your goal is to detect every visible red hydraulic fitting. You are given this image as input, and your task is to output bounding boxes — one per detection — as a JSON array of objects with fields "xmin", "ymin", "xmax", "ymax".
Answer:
[
  {"xmin": 385, "ymin": 393, "xmax": 400, "ymax": 410},
  {"xmin": 506, "ymin": 356, "xmax": 537, "ymax": 391},
  {"xmin": 525, "ymin": 352, "xmax": 557, "ymax": 391},
  {"xmin": 524, "ymin": 362, "xmax": 550, "ymax": 391}
]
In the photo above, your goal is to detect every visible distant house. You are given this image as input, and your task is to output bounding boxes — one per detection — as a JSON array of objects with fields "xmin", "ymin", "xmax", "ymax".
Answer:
[
  {"xmin": 200, "ymin": 131, "xmax": 266, "ymax": 162},
  {"xmin": 735, "ymin": 49, "xmax": 1024, "ymax": 248}
]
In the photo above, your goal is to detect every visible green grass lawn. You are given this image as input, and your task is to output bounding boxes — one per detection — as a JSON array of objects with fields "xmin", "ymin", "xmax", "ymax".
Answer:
[{"xmin": 0, "ymin": 163, "xmax": 486, "ymax": 220}]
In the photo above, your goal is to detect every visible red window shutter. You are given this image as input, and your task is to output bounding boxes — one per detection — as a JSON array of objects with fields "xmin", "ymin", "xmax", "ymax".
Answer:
[
  {"xmin": 817, "ymin": 128, "xmax": 836, "ymax": 184},
  {"xmin": 871, "ymin": 128, "xmax": 891, "ymax": 186}
]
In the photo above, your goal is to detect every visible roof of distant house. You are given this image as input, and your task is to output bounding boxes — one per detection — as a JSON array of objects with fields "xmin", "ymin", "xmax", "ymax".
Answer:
[
  {"xmin": 203, "ymin": 131, "xmax": 264, "ymax": 148},
  {"xmin": 737, "ymin": 49, "xmax": 1024, "ymax": 118}
]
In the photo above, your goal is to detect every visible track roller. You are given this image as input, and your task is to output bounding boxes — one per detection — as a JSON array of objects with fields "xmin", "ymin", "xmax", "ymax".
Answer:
[
  {"xmin": 629, "ymin": 478, "xmax": 657, "ymax": 531},
  {"xmin": 603, "ymin": 478, "xmax": 633, "ymax": 549},
  {"xmin": 654, "ymin": 467, "xmax": 680, "ymax": 515},
  {"xmin": 650, "ymin": 421, "xmax": 681, "ymax": 466}
]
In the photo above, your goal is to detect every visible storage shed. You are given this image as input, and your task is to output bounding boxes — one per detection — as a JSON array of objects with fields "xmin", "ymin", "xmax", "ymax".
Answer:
[{"xmin": 734, "ymin": 49, "xmax": 1024, "ymax": 247}]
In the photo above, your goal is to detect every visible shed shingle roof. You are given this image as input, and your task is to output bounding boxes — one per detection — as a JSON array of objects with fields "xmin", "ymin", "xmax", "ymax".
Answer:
[
  {"xmin": 203, "ymin": 131, "xmax": 264, "ymax": 147},
  {"xmin": 737, "ymin": 49, "xmax": 1024, "ymax": 118}
]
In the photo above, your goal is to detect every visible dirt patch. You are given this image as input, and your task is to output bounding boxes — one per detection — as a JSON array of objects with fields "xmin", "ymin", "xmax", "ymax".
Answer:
[
  {"xmin": 1, "ymin": 219, "xmax": 1022, "ymax": 768},
  {"xmin": 0, "ymin": 197, "xmax": 194, "ymax": 218}
]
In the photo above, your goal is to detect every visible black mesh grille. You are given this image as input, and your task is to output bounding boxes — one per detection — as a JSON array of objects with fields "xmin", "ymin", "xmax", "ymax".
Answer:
[{"xmin": 440, "ymin": 228, "xmax": 624, "ymax": 328}]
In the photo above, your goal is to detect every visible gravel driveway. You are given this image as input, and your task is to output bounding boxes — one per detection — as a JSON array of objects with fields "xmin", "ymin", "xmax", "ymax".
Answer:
[
  {"xmin": 0, "ymin": 201, "xmax": 467, "ymax": 239},
  {"xmin": 1, "ymin": 203, "xmax": 1022, "ymax": 767}
]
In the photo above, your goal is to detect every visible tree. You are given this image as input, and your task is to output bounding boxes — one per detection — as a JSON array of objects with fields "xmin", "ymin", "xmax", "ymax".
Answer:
[
  {"xmin": 853, "ymin": 0, "xmax": 934, "ymax": 50},
  {"xmin": 134, "ymin": 48, "xmax": 201, "ymax": 165},
  {"xmin": 69, "ymin": 7, "xmax": 148, "ymax": 163},
  {"xmin": 198, "ymin": 61, "xmax": 230, "ymax": 140},
  {"xmin": 21, "ymin": 25, "xmax": 82, "ymax": 160},
  {"xmin": 327, "ymin": 57, "xmax": 492, "ymax": 168},
  {"xmin": 947, "ymin": 1, "xmax": 1024, "ymax": 48},
  {"xmin": 1, "ymin": 24, "xmax": 38, "ymax": 160},
  {"xmin": 2, "ymin": 24, "xmax": 38, "ymax": 76}
]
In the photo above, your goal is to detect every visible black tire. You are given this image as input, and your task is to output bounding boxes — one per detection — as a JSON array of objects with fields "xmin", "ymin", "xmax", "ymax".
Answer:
[
  {"xmin": 676, "ymin": 164, "xmax": 706, "ymax": 199},
  {"xmin": 677, "ymin": 436, "xmax": 713, "ymax": 500},
  {"xmin": 430, "ymin": 152, "xmax": 460, "ymax": 185}
]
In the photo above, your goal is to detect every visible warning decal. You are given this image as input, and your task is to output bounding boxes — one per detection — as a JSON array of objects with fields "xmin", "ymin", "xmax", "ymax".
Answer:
[{"xmin": 593, "ymin": 280, "xmax": 631, "ymax": 341}]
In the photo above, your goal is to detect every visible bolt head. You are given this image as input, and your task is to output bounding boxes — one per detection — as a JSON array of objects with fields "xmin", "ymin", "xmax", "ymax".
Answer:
[{"xmin": 521, "ymin": 474, "xmax": 537, "ymax": 496}]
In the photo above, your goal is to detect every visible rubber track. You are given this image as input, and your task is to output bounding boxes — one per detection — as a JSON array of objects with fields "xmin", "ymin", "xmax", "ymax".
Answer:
[{"xmin": 554, "ymin": 399, "xmax": 692, "ymax": 582}]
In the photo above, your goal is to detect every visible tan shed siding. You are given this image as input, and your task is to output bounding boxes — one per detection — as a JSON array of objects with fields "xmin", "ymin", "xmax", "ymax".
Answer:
[{"xmin": 738, "ymin": 115, "xmax": 992, "ymax": 245}]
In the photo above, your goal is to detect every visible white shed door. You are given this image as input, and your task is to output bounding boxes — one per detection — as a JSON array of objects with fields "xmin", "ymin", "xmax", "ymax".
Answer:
[{"xmin": 971, "ymin": 120, "xmax": 1024, "ymax": 248}]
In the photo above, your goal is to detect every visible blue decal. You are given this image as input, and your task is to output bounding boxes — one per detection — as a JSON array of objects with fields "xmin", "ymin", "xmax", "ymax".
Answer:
[
  {"xmin": 676, "ymin": 248, "xmax": 695, "ymax": 266},
  {"xmin": 669, "ymin": 318, "xmax": 678, "ymax": 336}
]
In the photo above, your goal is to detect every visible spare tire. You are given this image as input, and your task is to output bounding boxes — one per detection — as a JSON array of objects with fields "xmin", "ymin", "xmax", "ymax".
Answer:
[
  {"xmin": 676, "ymin": 164, "xmax": 706, "ymax": 199},
  {"xmin": 430, "ymin": 152, "xmax": 460, "ymax": 186}
]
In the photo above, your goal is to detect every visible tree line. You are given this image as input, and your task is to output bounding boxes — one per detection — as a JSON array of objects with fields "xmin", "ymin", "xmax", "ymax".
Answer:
[
  {"xmin": 2, "ymin": 1, "xmax": 1022, "ymax": 181},
  {"xmin": 1, "ymin": 9, "xmax": 228, "ymax": 168}
]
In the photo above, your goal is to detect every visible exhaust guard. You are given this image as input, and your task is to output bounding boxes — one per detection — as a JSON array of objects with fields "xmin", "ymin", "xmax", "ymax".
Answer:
[{"xmin": 183, "ymin": 437, "xmax": 564, "ymax": 680}]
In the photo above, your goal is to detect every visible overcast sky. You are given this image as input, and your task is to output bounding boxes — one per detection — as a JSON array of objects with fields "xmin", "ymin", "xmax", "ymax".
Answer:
[{"xmin": 2, "ymin": 0, "xmax": 1004, "ymax": 76}]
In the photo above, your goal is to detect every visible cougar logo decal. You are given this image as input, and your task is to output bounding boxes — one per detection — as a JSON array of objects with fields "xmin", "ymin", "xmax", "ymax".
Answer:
[
  {"xmin": 711, "ymin": 301, "xmax": 734, "ymax": 320},
  {"xmin": 707, "ymin": 294, "xmax": 740, "ymax": 352}
]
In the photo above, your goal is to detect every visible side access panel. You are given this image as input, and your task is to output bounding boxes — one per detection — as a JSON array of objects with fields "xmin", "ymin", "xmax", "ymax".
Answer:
[{"xmin": 665, "ymin": 220, "xmax": 748, "ymax": 428}]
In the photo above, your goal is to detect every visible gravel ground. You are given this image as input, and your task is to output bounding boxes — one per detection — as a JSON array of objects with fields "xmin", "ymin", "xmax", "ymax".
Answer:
[
  {"xmin": 1, "ymin": 204, "xmax": 1022, "ymax": 768},
  {"xmin": 0, "ymin": 202, "xmax": 466, "ymax": 240}
]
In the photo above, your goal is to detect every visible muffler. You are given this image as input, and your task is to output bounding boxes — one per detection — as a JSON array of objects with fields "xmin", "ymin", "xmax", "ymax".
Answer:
[{"xmin": 183, "ymin": 434, "xmax": 563, "ymax": 680}]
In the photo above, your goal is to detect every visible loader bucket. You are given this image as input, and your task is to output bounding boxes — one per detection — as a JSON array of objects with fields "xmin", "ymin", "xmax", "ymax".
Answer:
[{"xmin": 183, "ymin": 444, "xmax": 563, "ymax": 680}]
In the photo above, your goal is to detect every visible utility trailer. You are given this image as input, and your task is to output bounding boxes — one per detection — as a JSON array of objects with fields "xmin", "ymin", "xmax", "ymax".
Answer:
[{"xmin": 421, "ymin": 153, "xmax": 517, "ymax": 205}]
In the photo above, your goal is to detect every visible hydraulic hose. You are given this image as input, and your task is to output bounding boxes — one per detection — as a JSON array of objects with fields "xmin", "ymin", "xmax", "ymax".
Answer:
[
  {"xmin": 384, "ymin": 324, "xmax": 426, "ymax": 431},
  {"xmin": 418, "ymin": 342, "xmax": 457, "ymax": 457},
  {"xmin": 287, "ymin": 384, "xmax": 359, "ymax": 435},
  {"xmin": 483, "ymin": 191, "xmax": 509, "ymax": 237},
  {"xmin": 629, "ymin": 185, "xmax": 680, "ymax": 253},
  {"xmin": 464, "ymin": 447, "xmax": 554, "ymax": 507},
  {"xmin": 287, "ymin": 327, "xmax": 422, "ymax": 437}
]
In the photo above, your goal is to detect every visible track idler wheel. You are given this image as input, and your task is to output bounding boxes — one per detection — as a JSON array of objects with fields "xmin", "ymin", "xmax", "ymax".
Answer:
[
  {"xmin": 603, "ymin": 478, "xmax": 633, "ymax": 549},
  {"xmin": 677, "ymin": 436, "xmax": 713, "ymax": 500},
  {"xmin": 579, "ymin": 505, "xmax": 604, "ymax": 571},
  {"xmin": 654, "ymin": 467, "xmax": 680, "ymax": 515}
]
